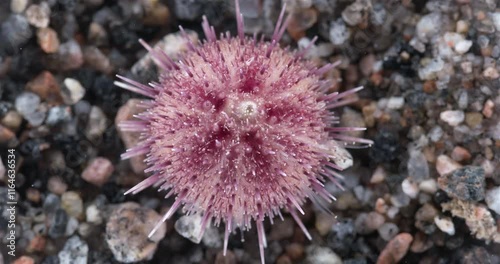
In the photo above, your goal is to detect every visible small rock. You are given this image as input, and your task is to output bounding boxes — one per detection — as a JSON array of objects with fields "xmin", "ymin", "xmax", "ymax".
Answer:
[
  {"xmin": 116, "ymin": 99, "xmax": 148, "ymax": 174},
  {"xmin": 370, "ymin": 166, "xmax": 386, "ymax": 184},
  {"xmin": 88, "ymin": 22, "xmax": 108, "ymax": 46},
  {"xmin": 106, "ymin": 202, "xmax": 166, "ymax": 263},
  {"xmin": 11, "ymin": 0, "xmax": 28, "ymax": 13},
  {"xmin": 15, "ymin": 92, "xmax": 40, "ymax": 118},
  {"xmin": 434, "ymin": 215, "xmax": 455, "ymax": 235},
  {"xmin": 2, "ymin": 15, "xmax": 33, "ymax": 49},
  {"xmin": 174, "ymin": 213, "xmax": 221, "ymax": 247},
  {"xmin": 451, "ymin": 146, "xmax": 471, "ymax": 162},
  {"xmin": 269, "ymin": 217, "xmax": 295, "ymax": 240},
  {"xmin": 407, "ymin": 150, "xmax": 430, "ymax": 181},
  {"xmin": 415, "ymin": 203, "xmax": 438, "ymax": 234},
  {"xmin": 454, "ymin": 39, "xmax": 472, "ymax": 54},
  {"xmin": 378, "ymin": 223, "xmax": 399, "ymax": 241},
  {"xmin": 43, "ymin": 193, "xmax": 62, "ymax": 214},
  {"xmin": 215, "ymin": 250, "xmax": 237, "ymax": 264},
  {"xmin": 26, "ymin": 71, "xmax": 62, "ymax": 103},
  {"xmin": 442, "ymin": 199, "xmax": 500, "ymax": 243},
  {"xmin": 26, "ymin": 188, "xmax": 41, "ymax": 203},
  {"xmin": 436, "ymin": 155, "xmax": 462, "ymax": 176},
  {"xmin": 416, "ymin": 13, "xmax": 441, "ymax": 42},
  {"xmin": 456, "ymin": 20, "xmax": 469, "ymax": 33},
  {"xmin": 47, "ymin": 176, "xmax": 68, "ymax": 195},
  {"xmin": 359, "ymin": 54, "xmax": 376, "ymax": 76},
  {"xmin": 0, "ymin": 124, "xmax": 16, "ymax": 145},
  {"xmin": 287, "ymin": 8, "xmax": 318, "ymax": 40},
  {"xmin": 46, "ymin": 106, "xmax": 71, "ymax": 126},
  {"xmin": 485, "ymin": 186, "xmax": 500, "ymax": 215},
  {"xmin": 465, "ymin": 112, "xmax": 483, "ymax": 128},
  {"xmin": 329, "ymin": 18, "xmax": 350, "ymax": 46},
  {"xmin": 438, "ymin": 166, "xmax": 485, "ymax": 202},
  {"xmin": 492, "ymin": 12, "xmax": 500, "ymax": 31},
  {"xmin": 418, "ymin": 58, "xmax": 444, "ymax": 80},
  {"xmin": 65, "ymin": 217, "xmax": 79, "ymax": 236},
  {"xmin": 402, "ymin": 178, "xmax": 419, "ymax": 199},
  {"xmin": 483, "ymin": 67, "xmax": 500, "ymax": 79},
  {"xmin": 340, "ymin": 107, "xmax": 366, "ymax": 138},
  {"xmin": 78, "ymin": 222, "xmax": 93, "ymax": 237},
  {"xmin": 37, "ymin": 27, "xmax": 60, "ymax": 53},
  {"xmin": 62, "ymin": 78, "xmax": 86, "ymax": 105},
  {"xmin": 1, "ymin": 110, "xmax": 22, "ymax": 131},
  {"xmin": 85, "ymin": 106, "xmax": 108, "ymax": 142},
  {"xmin": 305, "ymin": 245, "xmax": 342, "ymax": 264},
  {"xmin": 286, "ymin": 243, "xmax": 305, "ymax": 260},
  {"xmin": 12, "ymin": 256, "xmax": 35, "ymax": 264},
  {"xmin": 83, "ymin": 46, "xmax": 112, "ymax": 74},
  {"xmin": 61, "ymin": 191, "xmax": 84, "ymax": 219},
  {"xmin": 355, "ymin": 212, "xmax": 385, "ymax": 234},
  {"xmin": 82, "ymin": 157, "xmax": 114, "ymax": 186},
  {"xmin": 48, "ymin": 40, "xmax": 84, "ymax": 71},
  {"xmin": 410, "ymin": 232, "xmax": 433, "ymax": 253},
  {"xmin": 201, "ymin": 222, "xmax": 222, "ymax": 248},
  {"xmin": 85, "ymin": 204, "xmax": 103, "ymax": 224},
  {"xmin": 341, "ymin": 0, "xmax": 371, "ymax": 26},
  {"xmin": 440, "ymin": 110, "xmax": 465, "ymax": 126},
  {"xmin": 419, "ymin": 179, "xmax": 438, "ymax": 194},
  {"xmin": 174, "ymin": 214, "xmax": 203, "ymax": 243},
  {"xmin": 48, "ymin": 209, "xmax": 69, "ymax": 238},
  {"xmin": 27, "ymin": 235, "xmax": 46, "ymax": 252},
  {"xmin": 26, "ymin": 3, "xmax": 51, "ymax": 28},
  {"xmin": 142, "ymin": 0, "xmax": 170, "ymax": 26},
  {"xmin": 428, "ymin": 125, "xmax": 443, "ymax": 142},
  {"xmin": 482, "ymin": 99, "xmax": 494, "ymax": 118},
  {"xmin": 376, "ymin": 233, "xmax": 413, "ymax": 264},
  {"xmin": 58, "ymin": 236, "xmax": 88, "ymax": 264},
  {"xmin": 386, "ymin": 97, "xmax": 405, "ymax": 110},
  {"xmin": 173, "ymin": 0, "xmax": 203, "ymax": 20},
  {"xmin": 375, "ymin": 198, "xmax": 388, "ymax": 214},
  {"xmin": 315, "ymin": 212, "xmax": 336, "ymax": 236}
]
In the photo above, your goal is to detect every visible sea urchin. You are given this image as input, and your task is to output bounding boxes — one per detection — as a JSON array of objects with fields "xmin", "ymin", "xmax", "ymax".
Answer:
[{"xmin": 116, "ymin": 1, "xmax": 372, "ymax": 263}]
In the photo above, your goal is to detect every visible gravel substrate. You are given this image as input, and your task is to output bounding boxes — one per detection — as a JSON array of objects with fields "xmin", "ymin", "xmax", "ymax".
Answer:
[{"xmin": 0, "ymin": 0, "xmax": 499, "ymax": 264}]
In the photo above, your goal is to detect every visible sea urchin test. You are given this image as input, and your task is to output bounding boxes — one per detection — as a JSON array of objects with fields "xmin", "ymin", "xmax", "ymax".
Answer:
[{"xmin": 115, "ymin": 1, "xmax": 373, "ymax": 263}]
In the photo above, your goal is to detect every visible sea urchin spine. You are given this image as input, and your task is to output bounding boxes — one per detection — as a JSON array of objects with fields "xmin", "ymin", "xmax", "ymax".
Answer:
[{"xmin": 116, "ymin": 1, "xmax": 373, "ymax": 263}]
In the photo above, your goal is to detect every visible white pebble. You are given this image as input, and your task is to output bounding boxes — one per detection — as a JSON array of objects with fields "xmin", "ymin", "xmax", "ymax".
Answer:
[
  {"xmin": 65, "ymin": 217, "xmax": 79, "ymax": 236},
  {"xmin": 15, "ymin": 92, "xmax": 40, "ymax": 116},
  {"xmin": 419, "ymin": 179, "xmax": 438, "ymax": 194},
  {"xmin": 434, "ymin": 216, "xmax": 455, "ymax": 235},
  {"xmin": 378, "ymin": 222, "xmax": 399, "ymax": 241},
  {"xmin": 402, "ymin": 178, "xmax": 419, "ymax": 199},
  {"xmin": 370, "ymin": 166, "xmax": 386, "ymax": 184},
  {"xmin": 63, "ymin": 78, "xmax": 86, "ymax": 105},
  {"xmin": 86, "ymin": 204, "xmax": 103, "ymax": 224},
  {"xmin": 11, "ymin": 0, "xmax": 28, "ymax": 13},
  {"xmin": 454, "ymin": 40, "xmax": 472, "ymax": 54},
  {"xmin": 386, "ymin": 206, "xmax": 399, "ymax": 219},
  {"xmin": 486, "ymin": 186, "xmax": 500, "ymax": 215},
  {"xmin": 439, "ymin": 110, "xmax": 464, "ymax": 126},
  {"xmin": 387, "ymin": 97, "xmax": 405, "ymax": 110},
  {"xmin": 491, "ymin": 12, "xmax": 500, "ymax": 32},
  {"xmin": 329, "ymin": 18, "xmax": 350, "ymax": 46},
  {"xmin": 416, "ymin": 13, "xmax": 441, "ymax": 42},
  {"xmin": 418, "ymin": 58, "xmax": 444, "ymax": 80}
]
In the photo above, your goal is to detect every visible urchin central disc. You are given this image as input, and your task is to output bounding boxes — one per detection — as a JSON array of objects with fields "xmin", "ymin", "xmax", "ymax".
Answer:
[{"xmin": 236, "ymin": 100, "xmax": 259, "ymax": 119}]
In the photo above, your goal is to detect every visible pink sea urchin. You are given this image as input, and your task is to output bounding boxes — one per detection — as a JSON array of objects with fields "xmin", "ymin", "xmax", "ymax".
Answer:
[{"xmin": 116, "ymin": 1, "xmax": 372, "ymax": 263}]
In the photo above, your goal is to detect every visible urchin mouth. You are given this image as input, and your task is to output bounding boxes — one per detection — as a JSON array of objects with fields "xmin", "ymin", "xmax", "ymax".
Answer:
[
  {"xmin": 223, "ymin": 98, "xmax": 261, "ymax": 122},
  {"xmin": 237, "ymin": 100, "xmax": 259, "ymax": 119}
]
